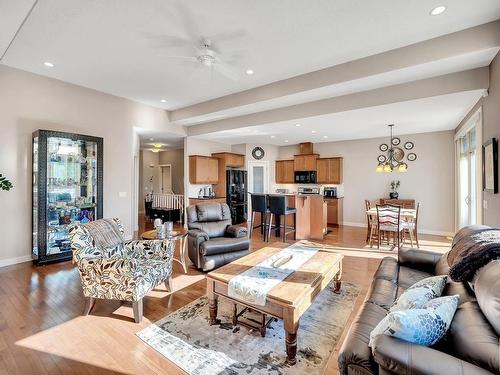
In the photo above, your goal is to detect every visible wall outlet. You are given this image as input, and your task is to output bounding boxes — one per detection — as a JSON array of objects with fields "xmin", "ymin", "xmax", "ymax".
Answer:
[
  {"xmin": 483, "ymin": 199, "xmax": 488, "ymax": 209},
  {"xmin": 119, "ymin": 191, "xmax": 127, "ymax": 198}
]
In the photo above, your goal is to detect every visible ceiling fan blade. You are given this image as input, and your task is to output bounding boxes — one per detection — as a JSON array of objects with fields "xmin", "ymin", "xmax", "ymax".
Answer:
[
  {"xmin": 175, "ymin": 3, "xmax": 202, "ymax": 45},
  {"xmin": 213, "ymin": 62, "xmax": 240, "ymax": 81},
  {"xmin": 142, "ymin": 33, "xmax": 192, "ymax": 49},
  {"xmin": 207, "ymin": 29, "xmax": 248, "ymax": 44}
]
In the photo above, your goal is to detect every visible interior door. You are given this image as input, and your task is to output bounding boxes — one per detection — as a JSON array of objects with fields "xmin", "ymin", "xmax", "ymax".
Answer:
[{"xmin": 160, "ymin": 165, "xmax": 172, "ymax": 193}]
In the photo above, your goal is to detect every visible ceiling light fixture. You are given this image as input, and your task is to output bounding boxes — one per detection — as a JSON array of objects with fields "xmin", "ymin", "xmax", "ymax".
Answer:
[
  {"xmin": 376, "ymin": 124, "xmax": 408, "ymax": 173},
  {"xmin": 295, "ymin": 124, "xmax": 301, "ymax": 127},
  {"xmin": 43, "ymin": 61, "xmax": 54, "ymax": 67},
  {"xmin": 430, "ymin": 5, "xmax": 446, "ymax": 15},
  {"xmin": 270, "ymin": 135, "xmax": 276, "ymax": 138},
  {"xmin": 160, "ymin": 99, "xmax": 167, "ymax": 103},
  {"xmin": 284, "ymin": 140, "xmax": 289, "ymax": 143},
  {"xmin": 246, "ymin": 69, "xmax": 254, "ymax": 75},
  {"xmin": 311, "ymin": 130, "xmax": 317, "ymax": 134},
  {"xmin": 323, "ymin": 135, "xmax": 328, "ymax": 139},
  {"xmin": 149, "ymin": 138, "xmax": 154, "ymax": 141}
]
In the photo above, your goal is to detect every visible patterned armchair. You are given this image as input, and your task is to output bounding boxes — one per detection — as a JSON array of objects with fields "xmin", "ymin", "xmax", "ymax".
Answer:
[{"xmin": 69, "ymin": 218, "xmax": 175, "ymax": 323}]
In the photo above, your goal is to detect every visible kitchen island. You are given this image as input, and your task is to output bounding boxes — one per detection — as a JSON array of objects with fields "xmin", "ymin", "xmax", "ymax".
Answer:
[{"xmin": 277, "ymin": 194, "xmax": 327, "ymax": 241}]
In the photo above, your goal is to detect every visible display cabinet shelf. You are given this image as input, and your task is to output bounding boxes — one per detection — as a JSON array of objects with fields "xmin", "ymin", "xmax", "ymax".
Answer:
[{"xmin": 32, "ymin": 130, "xmax": 103, "ymax": 264}]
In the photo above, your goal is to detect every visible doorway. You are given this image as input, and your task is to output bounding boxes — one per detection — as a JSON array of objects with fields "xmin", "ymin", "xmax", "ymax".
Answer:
[
  {"xmin": 159, "ymin": 164, "xmax": 172, "ymax": 194},
  {"xmin": 248, "ymin": 161, "xmax": 269, "ymax": 194},
  {"xmin": 455, "ymin": 108, "xmax": 482, "ymax": 229}
]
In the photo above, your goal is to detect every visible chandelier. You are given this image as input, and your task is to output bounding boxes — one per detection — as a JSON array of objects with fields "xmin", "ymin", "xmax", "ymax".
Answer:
[{"xmin": 376, "ymin": 124, "xmax": 408, "ymax": 173}]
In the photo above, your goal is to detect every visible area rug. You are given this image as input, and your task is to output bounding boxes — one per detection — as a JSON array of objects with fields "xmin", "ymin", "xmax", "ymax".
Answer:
[{"xmin": 137, "ymin": 281, "xmax": 360, "ymax": 375}]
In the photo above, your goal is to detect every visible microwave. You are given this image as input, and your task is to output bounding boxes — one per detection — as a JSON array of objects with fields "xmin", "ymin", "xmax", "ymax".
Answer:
[{"xmin": 294, "ymin": 171, "xmax": 316, "ymax": 184}]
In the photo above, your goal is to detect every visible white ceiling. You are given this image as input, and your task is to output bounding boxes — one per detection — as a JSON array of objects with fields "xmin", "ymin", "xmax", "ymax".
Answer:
[
  {"xmin": 195, "ymin": 90, "xmax": 484, "ymax": 145},
  {"xmin": 1, "ymin": 0, "xmax": 500, "ymax": 110},
  {"xmin": 136, "ymin": 128, "xmax": 185, "ymax": 150}
]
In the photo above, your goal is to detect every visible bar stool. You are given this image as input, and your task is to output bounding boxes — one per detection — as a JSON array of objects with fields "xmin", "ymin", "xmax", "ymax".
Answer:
[
  {"xmin": 249, "ymin": 193, "xmax": 269, "ymax": 240},
  {"xmin": 266, "ymin": 195, "xmax": 297, "ymax": 243}
]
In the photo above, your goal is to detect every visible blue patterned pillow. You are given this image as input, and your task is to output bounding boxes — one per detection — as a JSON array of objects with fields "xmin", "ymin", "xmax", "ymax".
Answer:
[
  {"xmin": 369, "ymin": 295, "xmax": 459, "ymax": 347},
  {"xmin": 390, "ymin": 275, "xmax": 447, "ymax": 312}
]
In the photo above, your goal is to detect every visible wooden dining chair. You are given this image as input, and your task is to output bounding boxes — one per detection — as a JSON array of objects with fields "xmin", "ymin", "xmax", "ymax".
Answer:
[
  {"xmin": 402, "ymin": 202, "xmax": 420, "ymax": 248},
  {"xmin": 374, "ymin": 204, "xmax": 404, "ymax": 250},
  {"xmin": 365, "ymin": 200, "xmax": 377, "ymax": 244}
]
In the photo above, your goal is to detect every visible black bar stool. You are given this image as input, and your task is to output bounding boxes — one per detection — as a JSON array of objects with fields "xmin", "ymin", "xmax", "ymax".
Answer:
[
  {"xmin": 267, "ymin": 195, "xmax": 296, "ymax": 243},
  {"xmin": 249, "ymin": 193, "xmax": 269, "ymax": 240}
]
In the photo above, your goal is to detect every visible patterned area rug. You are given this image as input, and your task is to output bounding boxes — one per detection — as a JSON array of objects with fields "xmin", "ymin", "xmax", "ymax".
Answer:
[{"xmin": 137, "ymin": 281, "xmax": 360, "ymax": 375}]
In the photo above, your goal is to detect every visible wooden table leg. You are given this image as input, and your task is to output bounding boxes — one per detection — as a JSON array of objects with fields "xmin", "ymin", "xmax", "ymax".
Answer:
[
  {"xmin": 283, "ymin": 308, "xmax": 299, "ymax": 365},
  {"xmin": 207, "ymin": 279, "xmax": 218, "ymax": 325},
  {"xmin": 180, "ymin": 236, "xmax": 188, "ymax": 273},
  {"xmin": 334, "ymin": 265, "xmax": 342, "ymax": 294}
]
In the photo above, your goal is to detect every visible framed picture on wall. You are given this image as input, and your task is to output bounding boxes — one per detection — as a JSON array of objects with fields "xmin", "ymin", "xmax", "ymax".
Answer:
[{"xmin": 483, "ymin": 138, "xmax": 498, "ymax": 193}]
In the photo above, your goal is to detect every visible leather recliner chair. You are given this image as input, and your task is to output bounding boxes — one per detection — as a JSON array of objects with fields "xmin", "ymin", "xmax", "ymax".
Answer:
[{"xmin": 186, "ymin": 202, "xmax": 250, "ymax": 271}]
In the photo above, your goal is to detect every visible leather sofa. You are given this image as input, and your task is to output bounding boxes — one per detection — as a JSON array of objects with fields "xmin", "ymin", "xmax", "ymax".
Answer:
[
  {"xmin": 338, "ymin": 246, "xmax": 500, "ymax": 375},
  {"xmin": 187, "ymin": 202, "xmax": 250, "ymax": 271}
]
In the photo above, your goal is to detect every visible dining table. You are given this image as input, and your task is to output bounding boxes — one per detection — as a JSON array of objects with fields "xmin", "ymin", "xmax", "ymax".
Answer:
[{"xmin": 366, "ymin": 207, "xmax": 417, "ymax": 246}]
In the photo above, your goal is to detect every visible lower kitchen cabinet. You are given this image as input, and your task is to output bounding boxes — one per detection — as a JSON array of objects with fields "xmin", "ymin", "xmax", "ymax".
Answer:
[{"xmin": 326, "ymin": 198, "xmax": 343, "ymax": 226}]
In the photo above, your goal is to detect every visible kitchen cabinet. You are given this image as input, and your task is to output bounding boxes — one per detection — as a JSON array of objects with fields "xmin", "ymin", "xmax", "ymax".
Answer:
[
  {"xmin": 326, "ymin": 198, "xmax": 343, "ymax": 226},
  {"xmin": 294, "ymin": 154, "xmax": 319, "ymax": 171},
  {"xmin": 189, "ymin": 155, "xmax": 219, "ymax": 184},
  {"xmin": 210, "ymin": 152, "xmax": 245, "ymax": 198},
  {"xmin": 211, "ymin": 152, "xmax": 245, "ymax": 168},
  {"xmin": 317, "ymin": 157, "xmax": 343, "ymax": 184},
  {"xmin": 275, "ymin": 160, "xmax": 294, "ymax": 183}
]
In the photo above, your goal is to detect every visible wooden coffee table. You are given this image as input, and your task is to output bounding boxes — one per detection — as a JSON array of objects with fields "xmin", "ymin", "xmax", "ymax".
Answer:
[{"xmin": 206, "ymin": 246, "xmax": 343, "ymax": 365}]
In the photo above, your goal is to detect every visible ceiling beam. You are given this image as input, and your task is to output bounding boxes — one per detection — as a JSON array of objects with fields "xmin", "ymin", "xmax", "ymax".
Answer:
[
  {"xmin": 172, "ymin": 20, "xmax": 500, "ymax": 124},
  {"xmin": 187, "ymin": 67, "xmax": 489, "ymax": 136}
]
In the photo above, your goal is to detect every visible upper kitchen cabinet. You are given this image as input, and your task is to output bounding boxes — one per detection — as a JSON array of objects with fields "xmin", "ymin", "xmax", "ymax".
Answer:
[
  {"xmin": 189, "ymin": 155, "xmax": 219, "ymax": 184},
  {"xmin": 294, "ymin": 154, "xmax": 319, "ymax": 171},
  {"xmin": 211, "ymin": 152, "xmax": 245, "ymax": 168},
  {"xmin": 317, "ymin": 157, "xmax": 343, "ymax": 184},
  {"xmin": 275, "ymin": 160, "xmax": 294, "ymax": 183}
]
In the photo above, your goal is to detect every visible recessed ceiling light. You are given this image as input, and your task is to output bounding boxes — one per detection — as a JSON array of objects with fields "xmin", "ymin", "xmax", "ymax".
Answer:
[
  {"xmin": 311, "ymin": 130, "xmax": 317, "ymax": 134},
  {"xmin": 284, "ymin": 140, "xmax": 289, "ymax": 143},
  {"xmin": 430, "ymin": 5, "xmax": 446, "ymax": 15},
  {"xmin": 43, "ymin": 61, "xmax": 54, "ymax": 68},
  {"xmin": 246, "ymin": 69, "xmax": 254, "ymax": 75},
  {"xmin": 295, "ymin": 124, "xmax": 301, "ymax": 127},
  {"xmin": 149, "ymin": 138, "xmax": 154, "ymax": 141},
  {"xmin": 270, "ymin": 135, "xmax": 276, "ymax": 138},
  {"xmin": 323, "ymin": 135, "xmax": 328, "ymax": 139},
  {"xmin": 160, "ymin": 99, "xmax": 167, "ymax": 103}
]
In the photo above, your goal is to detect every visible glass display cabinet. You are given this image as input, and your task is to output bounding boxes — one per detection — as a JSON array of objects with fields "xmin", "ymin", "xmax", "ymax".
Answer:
[{"xmin": 32, "ymin": 130, "xmax": 103, "ymax": 264}]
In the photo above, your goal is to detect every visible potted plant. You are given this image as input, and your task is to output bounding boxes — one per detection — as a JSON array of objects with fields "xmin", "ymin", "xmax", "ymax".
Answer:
[
  {"xmin": 389, "ymin": 180, "xmax": 400, "ymax": 199},
  {"xmin": 0, "ymin": 174, "xmax": 13, "ymax": 191}
]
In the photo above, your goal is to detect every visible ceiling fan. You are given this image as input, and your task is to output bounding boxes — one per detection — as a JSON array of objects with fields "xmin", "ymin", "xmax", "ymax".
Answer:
[{"xmin": 144, "ymin": 4, "xmax": 248, "ymax": 81}]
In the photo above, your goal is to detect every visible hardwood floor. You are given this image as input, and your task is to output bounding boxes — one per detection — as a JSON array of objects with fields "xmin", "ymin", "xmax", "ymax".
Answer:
[{"xmin": 0, "ymin": 217, "xmax": 451, "ymax": 374}]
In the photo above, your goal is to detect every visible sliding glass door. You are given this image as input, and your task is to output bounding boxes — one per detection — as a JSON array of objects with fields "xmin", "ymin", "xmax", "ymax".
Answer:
[{"xmin": 456, "ymin": 108, "xmax": 482, "ymax": 229}]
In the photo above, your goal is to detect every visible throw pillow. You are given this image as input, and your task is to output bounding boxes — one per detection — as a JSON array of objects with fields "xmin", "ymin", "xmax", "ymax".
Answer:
[
  {"xmin": 369, "ymin": 295, "xmax": 459, "ymax": 347},
  {"xmin": 390, "ymin": 275, "xmax": 447, "ymax": 312}
]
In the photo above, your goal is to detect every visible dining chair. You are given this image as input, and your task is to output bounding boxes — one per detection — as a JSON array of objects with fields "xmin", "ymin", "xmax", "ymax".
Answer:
[
  {"xmin": 365, "ymin": 200, "xmax": 377, "ymax": 244},
  {"xmin": 402, "ymin": 202, "xmax": 420, "ymax": 248},
  {"xmin": 374, "ymin": 204, "xmax": 404, "ymax": 250}
]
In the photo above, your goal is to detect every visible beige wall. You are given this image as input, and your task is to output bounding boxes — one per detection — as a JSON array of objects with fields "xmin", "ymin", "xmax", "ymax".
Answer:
[
  {"xmin": 159, "ymin": 148, "xmax": 184, "ymax": 195},
  {"xmin": 456, "ymin": 52, "xmax": 500, "ymax": 227},
  {"xmin": 278, "ymin": 131, "xmax": 456, "ymax": 235},
  {"xmin": 0, "ymin": 65, "xmax": 184, "ymax": 266}
]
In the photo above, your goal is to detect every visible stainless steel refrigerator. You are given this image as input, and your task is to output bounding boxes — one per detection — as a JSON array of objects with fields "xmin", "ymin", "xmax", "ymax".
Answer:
[{"xmin": 226, "ymin": 170, "xmax": 247, "ymax": 224}]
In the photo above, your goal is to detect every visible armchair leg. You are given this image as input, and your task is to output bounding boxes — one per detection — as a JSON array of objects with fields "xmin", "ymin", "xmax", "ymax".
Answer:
[
  {"xmin": 165, "ymin": 275, "xmax": 174, "ymax": 292},
  {"xmin": 133, "ymin": 299, "xmax": 143, "ymax": 323},
  {"xmin": 83, "ymin": 297, "xmax": 95, "ymax": 316}
]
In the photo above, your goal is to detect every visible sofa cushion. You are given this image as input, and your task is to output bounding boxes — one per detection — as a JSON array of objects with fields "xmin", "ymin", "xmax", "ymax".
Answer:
[
  {"xmin": 397, "ymin": 265, "xmax": 433, "ymax": 289},
  {"xmin": 200, "ymin": 237, "xmax": 250, "ymax": 256},
  {"xmin": 448, "ymin": 301, "xmax": 500, "ymax": 373},
  {"xmin": 366, "ymin": 279, "xmax": 398, "ymax": 310},
  {"xmin": 338, "ymin": 302, "xmax": 388, "ymax": 375},
  {"xmin": 369, "ymin": 295, "xmax": 459, "ymax": 347},
  {"xmin": 474, "ymin": 260, "xmax": 500, "ymax": 335},
  {"xmin": 373, "ymin": 257, "xmax": 399, "ymax": 283}
]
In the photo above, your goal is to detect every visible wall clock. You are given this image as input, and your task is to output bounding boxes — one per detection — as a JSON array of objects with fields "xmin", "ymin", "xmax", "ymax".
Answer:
[{"xmin": 252, "ymin": 146, "xmax": 265, "ymax": 160}]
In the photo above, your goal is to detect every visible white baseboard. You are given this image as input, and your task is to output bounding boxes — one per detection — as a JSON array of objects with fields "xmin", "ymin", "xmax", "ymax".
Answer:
[
  {"xmin": 341, "ymin": 222, "xmax": 454, "ymax": 237},
  {"xmin": 0, "ymin": 255, "xmax": 32, "ymax": 268}
]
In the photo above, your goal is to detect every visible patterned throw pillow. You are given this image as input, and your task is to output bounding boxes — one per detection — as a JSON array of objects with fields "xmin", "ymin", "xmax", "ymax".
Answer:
[
  {"xmin": 390, "ymin": 275, "xmax": 447, "ymax": 312},
  {"xmin": 369, "ymin": 295, "xmax": 460, "ymax": 347}
]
